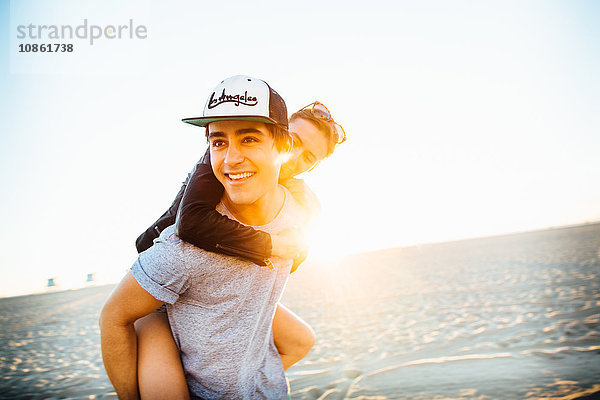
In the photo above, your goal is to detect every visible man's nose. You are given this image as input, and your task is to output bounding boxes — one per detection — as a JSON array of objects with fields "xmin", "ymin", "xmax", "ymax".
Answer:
[{"xmin": 225, "ymin": 141, "xmax": 244, "ymax": 165}]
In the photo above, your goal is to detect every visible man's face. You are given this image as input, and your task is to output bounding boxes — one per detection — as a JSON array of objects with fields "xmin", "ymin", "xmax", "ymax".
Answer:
[
  {"xmin": 208, "ymin": 120, "xmax": 282, "ymax": 206},
  {"xmin": 280, "ymin": 118, "xmax": 329, "ymax": 180}
]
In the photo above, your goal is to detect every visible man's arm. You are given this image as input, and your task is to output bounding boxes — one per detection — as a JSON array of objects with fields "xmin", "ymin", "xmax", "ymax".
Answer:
[{"xmin": 99, "ymin": 272, "xmax": 165, "ymax": 400}]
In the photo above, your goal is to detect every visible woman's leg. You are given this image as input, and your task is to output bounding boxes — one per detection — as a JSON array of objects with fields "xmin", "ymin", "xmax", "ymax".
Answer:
[
  {"xmin": 135, "ymin": 312, "xmax": 190, "ymax": 400},
  {"xmin": 272, "ymin": 303, "xmax": 316, "ymax": 370},
  {"xmin": 134, "ymin": 304, "xmax": 312, "ymax": 397}
]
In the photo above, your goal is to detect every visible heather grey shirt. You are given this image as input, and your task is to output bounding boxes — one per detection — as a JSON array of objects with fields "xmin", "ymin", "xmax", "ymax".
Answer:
[{"xmin": 131, "ymin": 187, "xmax": 302, "ymax": 399}]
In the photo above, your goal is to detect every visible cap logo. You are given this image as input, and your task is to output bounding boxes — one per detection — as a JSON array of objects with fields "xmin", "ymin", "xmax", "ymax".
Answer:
[{"xmin": 207, "ymin": 89, "xmax": 258, "ymax": 109}]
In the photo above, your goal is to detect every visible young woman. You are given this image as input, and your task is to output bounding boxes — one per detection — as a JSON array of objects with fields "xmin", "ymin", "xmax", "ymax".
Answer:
[{"xmin": 134, "ymin": 102, "xmax": 346, "ymax": 398}]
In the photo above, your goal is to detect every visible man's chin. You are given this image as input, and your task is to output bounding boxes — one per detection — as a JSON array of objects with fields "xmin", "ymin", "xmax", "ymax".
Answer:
[{"xmin": 224, "ymin": 193, "xmax": 256, "ymax": 207}]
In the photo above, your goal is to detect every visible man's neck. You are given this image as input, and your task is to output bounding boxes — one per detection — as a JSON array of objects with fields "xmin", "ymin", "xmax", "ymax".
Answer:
[{"xmin": 222, "ymin": 185, "xmax": 285, "ymax": 226}]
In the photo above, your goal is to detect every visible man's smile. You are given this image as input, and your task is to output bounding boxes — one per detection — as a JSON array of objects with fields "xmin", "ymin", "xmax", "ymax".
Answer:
[{"xmin": 225, "ymin": 171, "xmax": 256, "ymax": 184}]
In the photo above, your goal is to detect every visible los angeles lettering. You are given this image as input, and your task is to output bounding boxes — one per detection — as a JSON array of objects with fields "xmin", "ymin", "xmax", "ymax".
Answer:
[{"xmin": 208, "ymin": 89, "xmax": 258, "ymax": 109}]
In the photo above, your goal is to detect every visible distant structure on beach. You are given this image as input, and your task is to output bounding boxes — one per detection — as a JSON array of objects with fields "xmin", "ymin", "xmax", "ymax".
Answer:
[
  {"xmin": 41, "ymin": 274, "xmax": 98, "ymax": 293},
  {"xmin": 85, "ymin": 273, "xmax": 97, "ymax": 286},
  {"xmin": 46, "ymin": 277, "xmax": 58, "ymax": 291}
]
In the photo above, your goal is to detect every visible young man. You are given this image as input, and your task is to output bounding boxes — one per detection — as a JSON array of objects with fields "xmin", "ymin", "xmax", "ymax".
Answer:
[{"xmin": 100, "ymin": 76, "xmax": 302, "ymax": 399}]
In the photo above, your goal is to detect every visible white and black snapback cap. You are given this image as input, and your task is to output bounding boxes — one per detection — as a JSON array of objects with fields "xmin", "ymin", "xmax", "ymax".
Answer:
[{"xmin": 182, "ymin": 75, "xmax": 288, "ymax": 129}]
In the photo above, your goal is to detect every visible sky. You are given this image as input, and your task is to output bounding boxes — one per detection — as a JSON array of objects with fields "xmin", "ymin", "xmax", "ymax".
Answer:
[{"xmin": 0, "ymin": 0, "xmax": 599, "ymax": 297}]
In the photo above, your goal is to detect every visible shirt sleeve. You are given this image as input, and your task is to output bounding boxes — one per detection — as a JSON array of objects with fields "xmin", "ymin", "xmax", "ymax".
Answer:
[{"xmin": 130, "ymin": 232, "xmax": 192, "ymax": 304}]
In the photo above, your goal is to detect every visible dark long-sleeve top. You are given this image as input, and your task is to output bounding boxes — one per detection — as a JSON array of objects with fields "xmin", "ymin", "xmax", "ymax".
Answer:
[{"xmin": 135, "ymin": 148, "xmax": 273, "ymax": 266}]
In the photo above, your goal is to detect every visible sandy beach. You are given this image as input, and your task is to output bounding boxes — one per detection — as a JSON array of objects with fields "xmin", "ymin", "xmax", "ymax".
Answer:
[{"xmin": 1, "ymin": 223, "xmax": 599, "ymax": 399}]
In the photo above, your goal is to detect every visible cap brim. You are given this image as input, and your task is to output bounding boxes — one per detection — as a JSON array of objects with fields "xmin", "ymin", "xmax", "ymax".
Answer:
[{"xmin": 182, "ymin": 116, "xmax": 281, "ymax": 127}]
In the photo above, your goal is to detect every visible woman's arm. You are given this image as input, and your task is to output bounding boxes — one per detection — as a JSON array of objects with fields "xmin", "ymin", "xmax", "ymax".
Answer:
[
  {"xmin": 136, "ymin": 148, "xmax": 310, "ymax": 266},
  {"xmin": 135, "ymin": 179, "xmax": 188, "ymax": 253},
  {"xmin": 134, "ymin": 149, "xmax": 274, "ymax": 265},
  {"xmin": 175, "ymin": 149, "xmax": 274, "ymax": 266},
  {"xmin": 177, "ymin": 154, "xmax": 315, "ymax": 266}
]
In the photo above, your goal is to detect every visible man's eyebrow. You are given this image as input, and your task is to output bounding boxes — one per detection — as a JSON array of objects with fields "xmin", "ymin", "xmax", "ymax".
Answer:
[
  {"xmin": 236, "ymin": 128, "xmax": 266, "ymax": 136},
  {"xmin": 208, "ymin": 131, "xmax": 226, "ymax": 139},
  {"xmin": 208, "ymin": 128, "xmax": 266, "ymax": 139}
]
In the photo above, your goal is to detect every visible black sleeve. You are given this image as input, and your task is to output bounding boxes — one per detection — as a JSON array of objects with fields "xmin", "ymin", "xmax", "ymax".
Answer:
[
  {"xmin": 135, "ymin": 179, "xmax": 187, "ymax": 253},
  {"xmin": 175, "ymin": 148, "xmax": 273, "ymax": 266}
]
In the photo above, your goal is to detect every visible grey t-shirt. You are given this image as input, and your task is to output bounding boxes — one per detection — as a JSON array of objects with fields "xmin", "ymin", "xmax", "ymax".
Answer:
[{"xmin": 131, "ymin": 187, "xmax": 302, "ymax": 399}]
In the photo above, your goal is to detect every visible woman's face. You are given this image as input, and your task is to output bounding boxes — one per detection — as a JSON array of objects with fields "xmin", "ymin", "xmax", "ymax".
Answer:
[{"xmin": 280, "ymin": 118, "xmax": 329, "ymax": 180}]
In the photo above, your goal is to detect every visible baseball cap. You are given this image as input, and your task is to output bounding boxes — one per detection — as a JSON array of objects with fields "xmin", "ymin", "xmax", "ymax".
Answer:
[{"xmin": 182, "ymin": 75, "xmax": 288, "ymax": 129}]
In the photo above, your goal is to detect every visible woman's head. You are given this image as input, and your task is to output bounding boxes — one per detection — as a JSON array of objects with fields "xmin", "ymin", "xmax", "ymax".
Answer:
[{"xmin": 279, "ymin": 102, "xmax": 345, "ymax": 179}]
